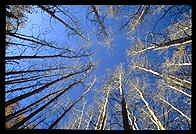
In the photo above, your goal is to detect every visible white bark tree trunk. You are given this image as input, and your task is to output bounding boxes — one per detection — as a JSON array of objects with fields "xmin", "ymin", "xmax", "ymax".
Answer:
[
  {"xmin": 159, "ymin": 98, "xmax": 191, "ymax": 122},
  {"xmin": 130, "ymin": 81, "xmax": 166, "ymax": 130},
  {"xmin": 131, "ymin": 38, "xmax": 191, "ymax": 55},
  {"xmin": 100, "ymin": 86, "xmax": 111, "ymax": 130},
  {"xmin": 119, "ymin": 69, "xmax": 131, "ymax": 130},
  {"xmin": 78, "ymin": 100, "xmax": 87, "ymax": 129},
  {"xmin": 135, "ymin": 65, "xmax": 191, "ymax": 90},
  {"xmin": 128, "ymin": 6, "xmax": 150, "ymax": 34},
  {"xmin": 85, "ymin": 114, "xmax": 93, "ymax": 130}
]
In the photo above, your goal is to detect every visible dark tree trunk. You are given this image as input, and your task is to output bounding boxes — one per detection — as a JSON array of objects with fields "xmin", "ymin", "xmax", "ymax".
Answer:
[
  {"xmin": 5, "ymin": 65, "xmax": 92, "ymax": 107},
  {"xmin": 9, "ymin": 77, "xmax": 85, "ymax": 129}
]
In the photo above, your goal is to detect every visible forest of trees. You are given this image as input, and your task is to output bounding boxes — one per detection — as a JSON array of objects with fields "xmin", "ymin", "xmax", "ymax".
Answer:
[{"xmin": 5, "ymin": 5, "xmax": 191, "ymax": 130}]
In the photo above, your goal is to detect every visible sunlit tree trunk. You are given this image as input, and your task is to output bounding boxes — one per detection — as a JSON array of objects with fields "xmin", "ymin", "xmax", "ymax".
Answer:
[
  {"xmin": 127, "ymin": 109, "xmax": 139, "ymax": 130},
  {"xmin": 130, "ymin": 81, "xmax": 166, "ymax": 130},
  {"xmin": 134, "ymin": 65, "xmax": 191, "ymax": 90},
  {"xmin": 159, "ymin": 98, "xmax": 191, "ymax": 122},
  {"xmin": 118, "ymin": 67, "xmax": 131, "ymax": 130},
  {"xmin": 48, "ymin": 78, "xmax": 96, "ymax": 129},
  {"xmin": 100, "ymin": 86, "xmax": 112, "ymax": 130},
  {"xmin": 86, "ymin": 114, "xmax": 93, "ymax": 130},
  {"xmin": 95, "ymin": 108, "xmax": 102, "ymax": 130},
  {"xmin": 128, "ymin": 5, "xmax": 150, "ymax": 34},
  {"xmin": 164, "ymin": 83, "xmax": 191, "ymax": 98},
  {"xmin": 78, "ymin": 100, "xmax": 87, "ymax": 129},
  {"xmin": 129, "ymin": 36, "xmax": 192, "ymax": 56}
]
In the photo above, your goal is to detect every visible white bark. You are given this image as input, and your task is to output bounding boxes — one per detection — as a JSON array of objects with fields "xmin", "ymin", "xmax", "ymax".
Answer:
[
  {"xmin": 135, "ymin": 65, "xmax": 191, "ymax": 90},
  {"xmin": 166, "ymin": 85, "xmax": 191, "ymax": 98},
  {"xmin": 130, "ymin": 81, "xmax": 166, "ymax": 130},
  {"xmin": 49, "ymin": 78, "xmax": 96, "ymax": 129},
  {"xmin": 95, "ymin": 108, "xmax": 102, "ymax": 130},
  {"xmin": 167, "ymin": 63, "xmax": 191, "ymax": 66},
  {"xmin": 141, "ymin": 109, "xmax": 159, "ymax": 129},
  {"xmin": 128, "ymin": 6, "xmax": 150, "ymax": 34},
  {"xmin": 127, "ymin": 109, "xmax": 139, "ymax": 130},
  {"xmin": 78, "ymin": 100, "xmax": 87, "ymax": 129},
  {"xmin": 119, "ymin": 68, "xmax": 131, "ymax": 130},
  {"xmin": 71, "ymin": 116, "xmax": 79, "ymax": 129},
  {"xmin": 131, "ymin": 40, "xmax": 191, "ymax": 56},
  {"xmin": 100, "ymin": 86, "xmax": 111, "ymax": 130},
  {"xmin": 159, "ymin": 98, "xmax": 191, "ymax": 122},
  {"xmin": 85, "ymin": 114, "xmax": 93, "ymax": 130}
]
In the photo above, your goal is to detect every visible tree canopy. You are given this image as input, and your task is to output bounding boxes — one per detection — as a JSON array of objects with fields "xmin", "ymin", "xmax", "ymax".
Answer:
[{"xmin": 5, "ymin": 5, "xmax": 191, "ymax": 130}]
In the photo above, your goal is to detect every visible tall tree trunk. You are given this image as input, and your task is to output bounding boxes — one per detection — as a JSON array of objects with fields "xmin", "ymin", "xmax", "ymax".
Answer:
[
  {"xmin": 48, "ymin": 78, "xmax": 96, "ymax": 129},
  {"xmin": 6, "ymin": 32, "xmax": 74, "ymax": 52},
  {"xmin": 135, "ymin": 65, "xmax": 191, "ymax": 90},
  {"xmin": 78, "ymin": 100, "xmax": 87, "ymax": 129},
  {"xmin": 21, "ymin": 113, "xmax": 43, "ymax": 129},
  {"xmin": 6, "ymin": 53, "xmax": 89, "ymax": 60},
  {"xmin": 159, "ymin": 98, "xmax": 191, "ymax": 122},
  {"xmin": 6, "ymin": 88, "xmax": 64, "ymax": 122},
  {"xmin": 5, "ymin": 65, "xmax": 92, "ymax": 107},
  {"xmin": 6, "ymin": 73, "xmax": 57, "ymax": 85},
  {"xmin": 6, "ymin": 66, "xmax": 69, "ymax": 75},
  {"xmin": 164, "ymin": 84, "xmax": 191, "ymax": 98},
  {"xmin": 5, "ymin": 82, "xmax": 45, "ymax": 93},
  {"xmin": 128, "ymin": 5, "xmax": 150, "ymax": 34},
  {"xmin": 127, "ymin": 109, "xmax": 139, "ymax": 130},
  {"xmin": 95, "ymin": 108, "xmax": 102, "ymax": 130},
  {"xmin": 9, "ymin": 76, "xmax": 86, "ymax": 129},
  {"xmin": 130, "ymin": 36, "xmax": 192, "ymax": 56},
  {"xmin": 130, "ymin": 81, "xmax": 166, "ymax": 130},
  {"xmin": 91, "ymin": 5, "xmax": 110, "ymax": 45},
  {"xmin": 86, "ymin": 114, "xmax": 93, "ymax": 130},
  {"xmin": 100, "ymin": 86, "xmax": 111, "ymax": 130},
  {"xmin": 119, "ymin": 71, "xmax": 131, "ymax": 130},
  {"xmin": 38, "ymin": 5, "xmax": 89, "ymax": 42}
]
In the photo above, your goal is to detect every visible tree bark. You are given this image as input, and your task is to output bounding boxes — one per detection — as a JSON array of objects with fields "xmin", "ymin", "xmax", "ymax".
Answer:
[
  {"xmin": 38, "ymin": 5, "xmax": 88, "ymax": 42},
  {"xmin": 48, "ymin": 78, "xmax": 96, "ymax": 129},
  {"xmin": 6, "ymin": 88, "xmax": 64, "ymax": 122},
  {"xmin": 6, "ymin": 82, "xmax": 44, "ymax": 93},
  {"xmin": 159, "ymin": 98, "xmax": 191, "ymax": 122},
  {"xmin": 91, "ymin": 5, "xmax": 110, "ymax": 44},
  {"xmin": 100, "ymin": 86, "xmax": 111, "ymax": 130},
  {"xmin": 6, "ymin": 66, "xmax": 69, "ymax": 75},
  {"xmin": 86, "ymin": 114, "xmax": 93, "ymax": 130},
  {"xmin": 78, "ymin": 100, "xmax": 87, "ymax": 129},
  {"xmin": 5, "ymin": 65, "xmax": 92, "ymax": 107},
  {"xmin": 130, "ymin": 36, "xmax": 192, "ymax": 56},
  {"xmin": 119, "ymin": 70, "xmax": 131, "ymax": 130},
  {"xmin": 9, "ymin": 76, "xmax": 86, "ymax": 129},
  {"xmin": 6, "ymin": 73, "xmax": 57, "ymax": 85},
  {"xmin": 128, "ymin": 5, "xmax": 150, "ymax": 34},
  {"xmin": 135, "ymin": 65, "xmax": 191, "ymax": 90},
  {"xmin": 130, "ymin": 81, "xmax": 166, "ymax": 130},
  {"xmin": 6, "ymin": 53, "xmax": 89, "ymax": 60}
]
